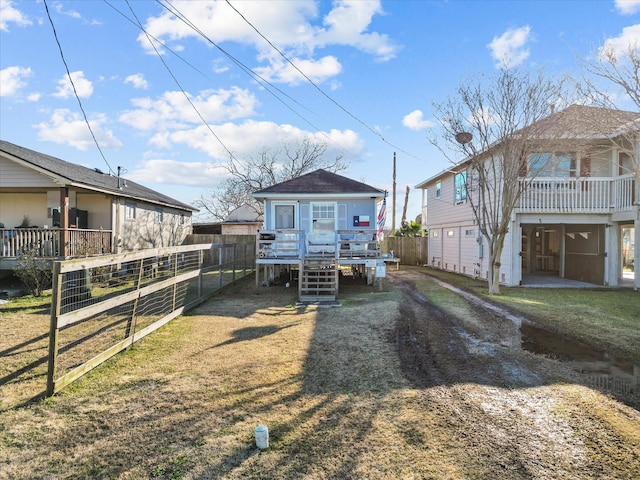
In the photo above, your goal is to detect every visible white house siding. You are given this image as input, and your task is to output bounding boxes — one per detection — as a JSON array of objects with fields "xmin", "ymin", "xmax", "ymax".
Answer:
[
  {"xmin": 266, "ymin": 198, "xmax": 378, "ymax": 232},
  {"xmin": 0, "ymin": 157, "xmax": 57, "ymax": 188},
  {"xmin": 119, "ymin": 201, "xmax": 191, "ymax": 251},
  {"xmin": 0, "ymin": 192, "xmax": 48, "ymax": 227},
  {"xmin": 421, "ymin": 172, "xmax": 517, "ymax": 285},
  {"xmin": 428, "ymin": 228, "xmax": 443, "ymax": 268},
  {"xmin": 76, "ymin": 192, "xmax": 112, "ymax": 230}
]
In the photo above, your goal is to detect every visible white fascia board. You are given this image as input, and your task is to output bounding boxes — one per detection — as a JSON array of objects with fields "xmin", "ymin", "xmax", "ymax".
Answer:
[{"xmin": 253, "ymin": 192, "xmax": 384, "ymax": 200}]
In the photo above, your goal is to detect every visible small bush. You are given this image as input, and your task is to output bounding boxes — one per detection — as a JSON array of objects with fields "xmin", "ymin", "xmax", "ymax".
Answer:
[{"xmin": 13, "ymin": 247, "xmax": 53, "ymax": 297}]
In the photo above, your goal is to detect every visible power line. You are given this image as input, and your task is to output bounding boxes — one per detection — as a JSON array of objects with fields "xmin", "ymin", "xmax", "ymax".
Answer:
[
  {"xmin": 43, "ymin": 0, "xmax": 115, "ymax": 175},
  {"xmin": 125, "ymin": 0, "xmax": 238, "ymax": 160},
  {"xmin": 225, "ymin": 0, "xmax": 425, "ymax": 163},
  {"xmin": 156, "ymin": 0, "xmax": 350, "ymax": 156}
]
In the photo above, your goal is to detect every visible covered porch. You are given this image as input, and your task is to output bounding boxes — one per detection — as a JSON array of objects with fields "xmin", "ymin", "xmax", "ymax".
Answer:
[{"xmin": 0, "ymin": 227, "xmax": 113, "ymax": 269}]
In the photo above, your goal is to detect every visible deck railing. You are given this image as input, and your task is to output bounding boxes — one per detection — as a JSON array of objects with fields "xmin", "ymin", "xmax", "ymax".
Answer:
[
  {"xmin": 256, "ymin": 229, "xmax": 380, "ymax": 260},
  {"xmin": 0, "ymin": 228, "xmax": 113, "ymax": 259},
  {"xmin": 518, "ymin": 175, "xmax": 636, "ymax": 213}
]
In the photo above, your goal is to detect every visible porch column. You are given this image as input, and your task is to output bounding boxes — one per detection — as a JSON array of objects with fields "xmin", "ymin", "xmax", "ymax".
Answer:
[
  {"xmin": 59, "ymin": 187, "xmax": 69, "ymax": 258},
  {"xmin": 606, "ymin": 223, "xmax": 619, "ymax": 287},
  {"xmin": 524, "ymin": 225, "xmax": 536, "ymax": 274}
]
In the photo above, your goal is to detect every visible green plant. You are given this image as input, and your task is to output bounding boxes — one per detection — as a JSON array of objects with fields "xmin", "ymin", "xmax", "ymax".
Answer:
[
  {"xmin": 18, "ymin": 215, "xmax": 31, "ymax": 228},
  {"xmin": 12, "ymin": 247, "xmax": 52, "ymax": 296}
]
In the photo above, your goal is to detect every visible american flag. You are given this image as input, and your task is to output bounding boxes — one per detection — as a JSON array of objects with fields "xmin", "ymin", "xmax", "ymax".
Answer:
[{"xmin": 377, "ymin": 197, "xmax": 386, "ymax": 241}]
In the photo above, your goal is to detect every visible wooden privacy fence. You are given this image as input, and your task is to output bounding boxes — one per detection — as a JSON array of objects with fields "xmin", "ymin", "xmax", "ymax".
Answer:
[
  {"xmin": 381, "ymin": 236, "xmax": 429, "ymax": 266},
  {"xmin": 47, "ymin": 242, "xmax": 255, "ymax": 396}
]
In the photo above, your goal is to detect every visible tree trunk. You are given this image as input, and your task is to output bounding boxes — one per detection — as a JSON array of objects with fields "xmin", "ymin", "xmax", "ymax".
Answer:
[{"xmin": 487, "ymin": 234, "xmax": 506, "ymax": 295}]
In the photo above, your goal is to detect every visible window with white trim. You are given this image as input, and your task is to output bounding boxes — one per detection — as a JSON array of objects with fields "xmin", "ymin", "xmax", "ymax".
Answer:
[
  {"xmin": 454, "ymin": 171, "xmax": 467, "ymax": 203},
  {"xmin": 274, "ymin": 204, "xmax": 295, "ymax": 229},
  {"xmin": 311, "ymin": 202, "xmax": 336, "ymax": 232},
  {"xmin": 125, "ymin": 202, "xmax": 136, "ymax": 220}
]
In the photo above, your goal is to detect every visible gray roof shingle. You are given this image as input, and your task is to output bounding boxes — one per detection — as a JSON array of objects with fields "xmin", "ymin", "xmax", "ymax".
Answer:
[
  {"xmin": 254, "ymin": 169, "xmax": 384, "ymax": 196},
  {"xmin": 0, "ymin": 140, "xmax": 197, "ymax": 212}
]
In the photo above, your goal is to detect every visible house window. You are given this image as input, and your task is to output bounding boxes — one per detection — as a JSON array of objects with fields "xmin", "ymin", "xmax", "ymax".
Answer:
[
  {"xmin": 465, "ymin": 229, "xmax": 475, "ymax": 236},
  {"xmin": 432, "ymin": 231, "xmax": 439, "ymax": 237},
  {"xmin": 311, "ymin": 202, "xmax": 336, "ymax": 232},
  {"xmin": 454, "ymin": 171, "xmax": 467, "ymax": 203},
  {"xmin": 155, "ymin": 208, "xmax": 164, "ymax": 223},
  {"xmin": 529, "ymin": 152, "xmax": 577, "ymax": 177},
  {"xmin": 447, "ymin": 230, "xmax": 455, "ymax": 237},
  {"xmin": 125, "ymin": 202, "xmax": 136, "ymax": 220},
  {"xmin": 274, "ymin": 204, "xmax": 295, "ymax": 229},
  {"xmin": 619, "ymin": 153, "xmax": 634, "ymax": 175},
  {"xmin": 435, "ymin": 181, "xmax": 441, "ymax": 199}
]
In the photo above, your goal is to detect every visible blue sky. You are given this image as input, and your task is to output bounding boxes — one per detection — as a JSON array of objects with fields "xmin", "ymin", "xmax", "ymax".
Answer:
[{"xmin": 1, "ymin": 0, "xmax": 639, "ymax": 223}]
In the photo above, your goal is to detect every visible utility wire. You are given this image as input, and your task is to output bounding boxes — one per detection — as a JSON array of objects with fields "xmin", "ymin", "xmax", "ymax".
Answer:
[
  {"xmin": 157, "ymin": 0, "xmax": 346, "ymax": 154},
  {"xmin": 225, "ymin": 0, "xmax": 425, "ymax": 163},
  {"xmin": 43, "ymin": 0, "xmax": 115, "ymax": 175},
  {"xmin": 108, "ymin": 0, "xmax": 346, "ymax": 158},
  {"xmin": 125, "ymin": 0, "xmax": 237, "ymax": 160}
]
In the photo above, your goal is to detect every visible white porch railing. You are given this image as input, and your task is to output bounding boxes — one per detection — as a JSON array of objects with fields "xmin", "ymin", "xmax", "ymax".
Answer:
[
  {"xmin": 0, "ymin": 228, "xmax": 113, "ymax": 259},
  {"xmin": 518, "ymin": 175, "xmax": 636, "ymax": 213},
  {"xmin": 256, "ymin": 229, "xmax": 380, "ymax": 260}
]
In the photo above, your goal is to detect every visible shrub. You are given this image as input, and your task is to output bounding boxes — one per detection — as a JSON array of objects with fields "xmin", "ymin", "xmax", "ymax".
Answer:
[{"xmin": 13, "ymin": 247, "xmax": 53, "ymax": 297}]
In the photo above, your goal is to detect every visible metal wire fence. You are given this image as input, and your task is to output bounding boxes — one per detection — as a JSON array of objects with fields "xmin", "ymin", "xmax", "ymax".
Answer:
[{"xmin": 47, "ymin": 242, "xmax": 255, "ymax": 395}]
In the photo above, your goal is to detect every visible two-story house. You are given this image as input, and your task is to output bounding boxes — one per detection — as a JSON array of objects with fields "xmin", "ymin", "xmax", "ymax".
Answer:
[
  {"xmin": 416, "ymin": 105, "xmax": 639, "ymax": 289},
  {"xmin": 252, "ymin": 169, "xmax": 386, "ymax": 301},
  {"xmin": 0, "ymin": 140, "xmax": 197, "ymax": 270}
]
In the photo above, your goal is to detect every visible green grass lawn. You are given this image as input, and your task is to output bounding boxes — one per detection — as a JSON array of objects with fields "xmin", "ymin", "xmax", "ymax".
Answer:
[{"xmin": 412, "ymin": 266, "xmax": 640, "ymax": 362}]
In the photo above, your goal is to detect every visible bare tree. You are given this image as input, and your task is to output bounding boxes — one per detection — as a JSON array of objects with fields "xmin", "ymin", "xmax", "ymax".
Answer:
[
  {"xmin": 578, "ymin": 41, "xmax": 640, "ymax": 180},
  {"xmin": 195, "ymin": 137, "xmax": 347, "ymax": 221},
  {"xmin": 431, "ymin": 68, "xmax": 566, "ymax": 294}
]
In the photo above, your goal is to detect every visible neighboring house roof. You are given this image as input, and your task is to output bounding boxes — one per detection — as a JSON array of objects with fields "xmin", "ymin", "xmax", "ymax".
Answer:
[
  {"xmin": 253, "ymin": 169, "xmax": 385, "ymax": 198},
  {"xmin": 0, "ymin": 140, "xmax": 197, "ymax": 212},
  {"xmin": 415, "ymin": 104, "xmax": 640, "ymax": 189},
  {"xmin": 223, "ymin": 204, "xmax": 263, "ymax": 223},
  {"xmin": 525, "ymin": 104, "xmax": 640, "ymax": 139}
]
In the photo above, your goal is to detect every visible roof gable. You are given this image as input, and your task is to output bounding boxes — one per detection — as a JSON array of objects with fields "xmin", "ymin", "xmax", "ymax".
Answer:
[
  {"xmin": 525, "ymin": 104, "xmax": 640, "ymax": 138},
  {"xmin": 253, "ymin": 169, "xmax": 384, "ymax": 197},
  {"xmin": 0, "ymin": 140, "xmax": 197, "ymax": 212}
]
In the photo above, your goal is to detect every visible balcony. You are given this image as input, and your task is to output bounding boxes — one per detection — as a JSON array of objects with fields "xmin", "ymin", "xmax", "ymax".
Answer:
[
  {"xmin": 518, "ymin": 175, "xmax": 636, "ymax": 214},
  {"xmin": 256, "ymin": 229, "xmax": 380, "ymax": 262},
  {"xmin": 1, "ymin": 228, "xmax": 113, "ymax": 260}
]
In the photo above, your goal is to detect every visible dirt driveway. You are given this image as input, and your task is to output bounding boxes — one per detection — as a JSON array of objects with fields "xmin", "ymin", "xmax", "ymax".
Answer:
[{"xmin": 388, "ymin": 268, "xmax": 639, "ymax": 478}]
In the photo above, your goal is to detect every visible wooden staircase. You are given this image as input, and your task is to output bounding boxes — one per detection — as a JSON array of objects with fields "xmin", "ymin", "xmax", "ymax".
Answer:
[{"xmin": 299, "ymin": 259, "xmax": 338, "ymax": 302}]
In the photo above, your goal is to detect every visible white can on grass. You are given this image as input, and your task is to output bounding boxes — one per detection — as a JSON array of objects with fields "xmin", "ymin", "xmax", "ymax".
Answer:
[{"xmin": 254, "ymin": 424, "xmax": 269, "ymax": 449}]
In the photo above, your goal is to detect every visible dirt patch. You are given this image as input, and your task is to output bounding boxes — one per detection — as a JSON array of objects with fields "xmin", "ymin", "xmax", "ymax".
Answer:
[{"xmin": 388, "ymin": 268, "xmax": 640, "ymax": 478}]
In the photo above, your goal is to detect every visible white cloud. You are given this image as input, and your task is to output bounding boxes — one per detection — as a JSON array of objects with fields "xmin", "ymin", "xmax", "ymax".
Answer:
[
  {"xmin": 127, "ymin": 159, "xmax": 226, "ymax": 186},
  {"xmin": 119, "ymin": 87, "xmax": 259, "ymax": 131},
  {"xmin": 487, "ymin": 25, "xmax": 532, "ymax": 68},
  {"xmin": 53, "ymin": 71, "xmax": 94, "ymax": 99},
  {"xmin": 35, "ymin": 108, "xmax": 122, "ymax": 150},
  {"xmin": 137, "ymin": 0, "xmax": 398, "ymax": 85},
  {"xmin": 125, "ymin": 73, "xmax": 149, "ymax": 90},
  {"xmin": 316, "ymin": 0, "xmax": 399, "ymax": 62},
  {"xmin": 0, "ymin": 66, "xmax": 33, "ymax": 96},
  {"xmin": 615, "ymin": 0, "xmax": 640, "ymax": 15},
  {"xmin": 129, "ymin": 121, "xmax": 363, "ymax": 190},
  {"xmin": 254, "ymin": 55, "xmax": 342, "ymax": 85},
  {"xmin": 402, "ymin": 110, "xmax": 434, "ymax": 131},
  {"xmin": 0, "ymin": 0, "xmax": 32, "ymax": 31},
  {"xmin": 601, "ymin": 24, "xmax": 640, "ymax": 58},
  {"xmin": 150, "ymin": 119, "xmax": 364, "ymax": 163}
]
